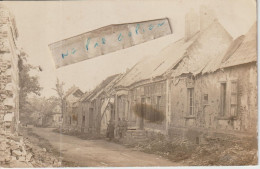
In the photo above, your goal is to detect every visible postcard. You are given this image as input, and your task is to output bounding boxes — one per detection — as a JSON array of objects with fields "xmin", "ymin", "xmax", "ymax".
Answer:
[{"xmin": 0, "ymin": 0, "xmax": 257, "ymax": 167}]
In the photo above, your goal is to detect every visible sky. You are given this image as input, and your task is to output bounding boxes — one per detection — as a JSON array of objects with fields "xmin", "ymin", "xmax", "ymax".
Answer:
[{"xmin": 2, "ymin": 0, "xmax": 256, "ymax": 97}]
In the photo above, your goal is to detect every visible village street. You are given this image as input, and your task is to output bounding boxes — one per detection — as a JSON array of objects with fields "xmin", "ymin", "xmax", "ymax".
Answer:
[{"xmin": 31, "ymin": 127, "xmax": 180, "ymax": 167}]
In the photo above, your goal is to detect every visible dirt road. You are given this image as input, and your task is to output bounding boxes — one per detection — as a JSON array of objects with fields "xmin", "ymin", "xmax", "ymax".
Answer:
[{"xmin": 32, "ymin": 127, "xmax": 180, "ymax": 167}]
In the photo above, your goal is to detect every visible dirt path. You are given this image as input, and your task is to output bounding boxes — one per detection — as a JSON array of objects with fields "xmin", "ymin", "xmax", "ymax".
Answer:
[{"xmin": 32, "ymin": 127, "xmax": 181, "ymax": 167}]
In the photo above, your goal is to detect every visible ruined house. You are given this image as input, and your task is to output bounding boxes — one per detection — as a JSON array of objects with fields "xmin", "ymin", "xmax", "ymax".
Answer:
[
  {"xmin": 168, "ymin": 22, "xmax": 257, "ymax": 143},
  {"xmin": 75, "ymin": 74, "xmax": 123, "ymax": 134},
  {"xmin": 113, "ymin": 7, "xmax": 257, "ymax": 142},
  {"xmin": 0, "ymin": 5, "xmax": 20, "ymax": 133},
  {"xmin": 61, "ymin": 7, "xmax": 257, "ymax": 143},
  {"xmin": 62, "ymin": 86, "xmax": 83, "ymax": 129},
  {"xmin": 113, "ymin": 7, "xmax": 221, "ymax": 134}
]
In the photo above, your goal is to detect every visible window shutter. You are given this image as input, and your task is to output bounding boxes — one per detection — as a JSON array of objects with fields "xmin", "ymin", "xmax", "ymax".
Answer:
[{"xmin": 230, "ymin": 80, "xmax": 238, "ymax": 116}]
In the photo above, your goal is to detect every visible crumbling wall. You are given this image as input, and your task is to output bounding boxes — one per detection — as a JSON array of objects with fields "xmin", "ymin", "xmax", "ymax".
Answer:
[
  {"xmin": 169, "ymin": 63, "xmax": 257, "ymax": 142},
  {"xmin": 0, "ymin": 5, "xmax": 19, "ymax": 134},
  {"xmin": 170, "ymin": 77, "xmax": 188, "ymax": 127},
  {"xmin": 195, "ymin": 63, "xmax": 257, "ymax": 133}
]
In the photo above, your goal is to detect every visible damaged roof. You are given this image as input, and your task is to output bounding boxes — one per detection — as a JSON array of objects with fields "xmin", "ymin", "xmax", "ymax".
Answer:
[
  {"xmin": 221, "ymin": 22, "xmax": 257, "ymax": 68},
  {"xmin": 116, "ymin": 20, "xmax": 233, "ymax": 87},
  {"xmin": 115, "ymin": 32, "xmax": 199, "ymax": 88},
  {"xmin": 174, "ymin": 20, "xmax": 233, "ymax": 76},
  {"xmin": 64, "ymin": 86, "xmax": 83, "ymax": 99},
  {"xmin": 80, "ymin": 74, "xmax": 122, "ymax": 102}
]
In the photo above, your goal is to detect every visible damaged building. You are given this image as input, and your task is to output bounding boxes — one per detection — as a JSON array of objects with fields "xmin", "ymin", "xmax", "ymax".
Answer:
[
  {"xmin": 74, "ymin": 74, "xmax": 123, "ymax": 134},
  {"xmin": 112, "ymin": 7, "xmax": 257, "ymax": 142},
  {"xmin": 169, "ymin": 23, "xmax": 257, "ymax": 143},
  {"xmin": 62, "ymin": 86, "xmax": 83, "ymax": 130},
  {"xmin": 63, "ymin": 7, "xmax": 257, "ymax": 144},
  {"xmin": 0, "ymin": 5, "xmax": 20, "ymax": 134}
]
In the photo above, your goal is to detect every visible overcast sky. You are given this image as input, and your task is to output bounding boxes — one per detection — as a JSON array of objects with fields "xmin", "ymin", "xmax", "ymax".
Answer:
[{"xmin": 2, "ymin": 0, "xmax": 256, "ymax": 97}]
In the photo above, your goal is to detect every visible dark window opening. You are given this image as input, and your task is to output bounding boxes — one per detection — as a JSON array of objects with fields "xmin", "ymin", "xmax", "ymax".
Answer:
[
  {"xmin": 203, "ymin": 94, "xmax": 208, "ymax": 105},
  {"xmin": 89, "ymin": 108, "xmax": 94, "ymax": 127},
  {"xmin": 187, "ymin": 88, "xmax": 194, "ymax": 115},
  {"xmin": 82, "ymin": 116, "xmax": 85, "ymax": 127},
  {"xmin": 220, "ymin": 83, "xmax": 227, "ymax": 116}
]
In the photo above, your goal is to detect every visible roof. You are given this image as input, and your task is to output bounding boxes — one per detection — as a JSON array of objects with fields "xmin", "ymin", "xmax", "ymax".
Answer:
[
  {"xmin": 80, "ymin": 74, "xmax": 121, "ymax": 102},
  {"xmin": 183, "ymin": 20, "xmax": 233, "ymax": 75},
  {"xmin": 221, "ymin": 22, "xmax": 257, "ymax": 68},
  {"xmin": 116, "ymin": 33, "xmax": 199, "ymax": 88},
  {"xmin": 116, "ymin": 20, "xmax": 233, "ymax": 87},
  {"xmin": 64, "ymin": 86, "xmax": 83, "ymax": 99},
  {"xmin": 200, "ymin": 35, "xmax": 245, "ymax": 74}
]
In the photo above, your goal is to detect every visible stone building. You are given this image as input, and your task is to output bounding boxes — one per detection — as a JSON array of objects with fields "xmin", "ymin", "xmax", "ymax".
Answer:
[
  {"xmin": 67, "ymin": 7, "xmax": 257, "ymax": 143},
  {"xmin": 75, "ymin": 74, "xmax": 122, "ymax": 134},
  {"xmin": 113, "ymin": 7, "xmax": 257, "ymax": 142},
  {"xmin": 113, "ymin": 8, "xmax": 226, "ymax": 135},
  {"xmin": 0, "ymin": 5, "xmax": 20, "ymax": 134},
  {"xmin": 168, "ymin": 22, "xmax": 257, "ymax": 143},
  {"xmin": 62, "ymin": 86, "xmax": 83, "ymax": 130}
]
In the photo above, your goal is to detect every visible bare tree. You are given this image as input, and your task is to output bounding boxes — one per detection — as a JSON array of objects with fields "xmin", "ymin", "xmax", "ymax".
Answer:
[{"xmin": 52, "ymin": 78, "xmax": 65, "ymax": 118}]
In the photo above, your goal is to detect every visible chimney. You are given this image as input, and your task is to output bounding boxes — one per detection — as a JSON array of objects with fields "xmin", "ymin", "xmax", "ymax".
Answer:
[
  {"xmin": 185, "ymin": 6, "xmax": 217, "ymax": 41},
  {"xmin": 185, "ymin": 9, "xmax": 199, "ymax": 41},
  {"xmin": 200, "ymin": 5, "xmax": 217, "ymax": 31}
]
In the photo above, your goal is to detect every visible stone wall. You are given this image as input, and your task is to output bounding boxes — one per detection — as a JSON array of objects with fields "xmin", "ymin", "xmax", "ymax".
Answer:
[
  {"xmin": 0, "ymin": 5, "xmax": 19, "ymax": 134},
  {"xmin": 127, "ymin": 81, "xmax": 167, "ymax": 131},
  {"xmin": 169, "ymin": 63, "xmax": 257, "ymax": 143}
]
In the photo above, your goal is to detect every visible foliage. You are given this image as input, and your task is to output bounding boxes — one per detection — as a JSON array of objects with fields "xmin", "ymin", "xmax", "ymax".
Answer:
[
  {"xmin": 18, "ymin": 50, "xmax": 42, "ymax": 121},
  {"xmin": 20, "ymin": 96, "xmax": 61, "ymax": 125}
]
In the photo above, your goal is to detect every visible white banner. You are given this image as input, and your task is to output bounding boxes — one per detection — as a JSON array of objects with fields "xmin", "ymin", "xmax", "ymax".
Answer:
[{"xmin": 49, "ymin": 18, "xmax": 172, "ymax": 68}]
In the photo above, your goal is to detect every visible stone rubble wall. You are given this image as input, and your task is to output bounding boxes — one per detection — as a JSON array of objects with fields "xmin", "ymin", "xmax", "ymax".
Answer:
[
  {"xmin": 0, "ymin": 130, "xmax": 61, "ymax": 168},
  {"xmin": 0, "ymin": 4, "xmax": 19, "ymax": 134}
]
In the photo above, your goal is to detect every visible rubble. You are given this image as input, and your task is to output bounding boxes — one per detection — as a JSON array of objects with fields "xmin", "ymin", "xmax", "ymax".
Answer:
[
  {"xmin": 126, "ymin": 132, "xmax": 258, "ymax": 166},
  {"xmin": 0, "ymin": 131, "xmax": 61, "ymax": 168}
]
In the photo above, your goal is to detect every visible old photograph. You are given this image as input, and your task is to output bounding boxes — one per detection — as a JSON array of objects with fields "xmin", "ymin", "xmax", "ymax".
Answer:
[{"xmin": 0, "ymin": 0, "xmax": 258, "ymax": 167}]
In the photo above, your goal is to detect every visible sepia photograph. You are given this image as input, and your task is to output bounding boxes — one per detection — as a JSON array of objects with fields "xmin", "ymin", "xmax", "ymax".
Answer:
[{"xmin": 0, "ymin": 0, "xmax": 258, "ymax": 167}]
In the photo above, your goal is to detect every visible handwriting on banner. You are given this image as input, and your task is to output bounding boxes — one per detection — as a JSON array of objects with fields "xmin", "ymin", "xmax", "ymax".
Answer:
[{"xmin": 49, "ymin": 18, "xmax": 172, "ymax": 68}]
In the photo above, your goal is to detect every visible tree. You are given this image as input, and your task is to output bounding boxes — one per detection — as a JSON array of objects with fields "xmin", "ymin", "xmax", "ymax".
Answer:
[
  {"xmin": 52, "ymin": 78, "xmax": 65, "ymax": 118},
  {"xmin": 18, "ymin": 50, "xmax": 42, "ymax": 121},
  {"xmin": 21, "ymin": 96, "xmax": 60, "ymax": 125}
]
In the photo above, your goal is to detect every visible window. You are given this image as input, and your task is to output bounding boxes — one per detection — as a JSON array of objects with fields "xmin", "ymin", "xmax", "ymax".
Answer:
[
  {"xmin": 146, "ymin": 97, "xmax": 151, "ymax": 119},
  {"xmin": 203, "ymin": 94, "xmax": 208, "ymax": 105},
  {"xmin": 220, "ymin": 83, "xmax": 227, "ymax": 116},
  {"xmin": 156, "ymin": 96, "xmax": 161, "ymax": 111},
  {"xmin": 230, "ymin": 80, "xmax": 238, "ymax": 116},
  {"xmin": 82, "ymin": 116, "xmax": 85, "ymax": 127},
  {"xmin": 187, "ymin": 88, "xmax": 194, "ymax": 115}
]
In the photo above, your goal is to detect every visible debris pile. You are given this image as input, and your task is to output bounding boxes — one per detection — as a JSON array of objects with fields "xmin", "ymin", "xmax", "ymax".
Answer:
[
  {"xmin": 186, "ymin": 136, "xmax": 258, "ymax": 166},
  {"xmin": 127, "ymin": 132, "xmax": 258, "ymax": 166},
  {"xmin": 0, "ymin": 131, "xmax": 61, "ymax": 168}
]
